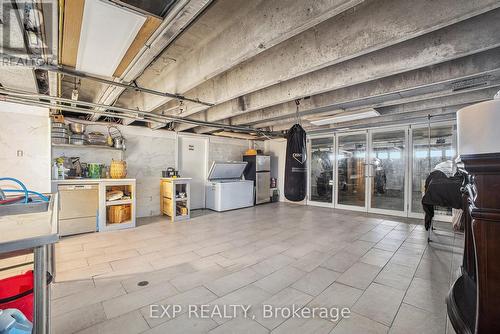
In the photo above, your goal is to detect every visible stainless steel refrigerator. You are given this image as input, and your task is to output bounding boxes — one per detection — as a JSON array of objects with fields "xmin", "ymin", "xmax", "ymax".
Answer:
[{"xmin": 243, "ymin": 155, "xmax": 271, "ymax": 204}]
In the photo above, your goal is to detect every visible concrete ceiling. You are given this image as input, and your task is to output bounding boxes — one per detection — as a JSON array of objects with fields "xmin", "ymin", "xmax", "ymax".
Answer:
[{"xmin": 51, "ymin": 0, "xmax": 500, "ymax": 133}]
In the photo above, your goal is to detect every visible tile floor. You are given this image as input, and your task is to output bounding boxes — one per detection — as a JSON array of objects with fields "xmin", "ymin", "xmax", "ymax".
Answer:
[{"xmin": 1, "ymin": 203, "xmax": 463, "ymax": 333}]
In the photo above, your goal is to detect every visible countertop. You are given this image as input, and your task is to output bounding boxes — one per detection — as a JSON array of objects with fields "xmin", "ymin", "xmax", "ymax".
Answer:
[
  {"xmin": 0, "ymin": 193, "xmax": 59, "ymax": 253},
  {"xmin": 52, "ymin": 178, "xmax": 136, "ymax": 184},
  {"xmin": 161, "ymin": 177, "xmax": 192, "ymax": 181}
]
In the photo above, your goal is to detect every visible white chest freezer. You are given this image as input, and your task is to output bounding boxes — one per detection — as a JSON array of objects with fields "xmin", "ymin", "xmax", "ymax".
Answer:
[{"xmin": 205, "ymin": 161, "xmax": 254, "ymax": 212}]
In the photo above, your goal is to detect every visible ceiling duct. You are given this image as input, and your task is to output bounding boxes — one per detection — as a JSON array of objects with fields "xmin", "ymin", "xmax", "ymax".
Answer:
[{"xmin": 451, "ymin": 75, "xmax": 491, "ymax": 92}]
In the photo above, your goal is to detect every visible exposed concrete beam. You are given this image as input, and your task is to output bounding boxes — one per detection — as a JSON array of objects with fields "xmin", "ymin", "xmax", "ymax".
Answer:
[
  {"xmin": 194, "ymin": 80, "xmax": 500, "ymax": 134},
  {"xmin": 251, "ymin": 88, "xmax": 497, "ymax": 130},
  {"xmin": 177, "ymin": 9, "xmax": 500, "ymax": 132},
  {"xmin": 271, "ymin": 105, "xmax": 462, "ymax": 133},
  {"xmin": 117, "ymin": 0, "xmax": 365, "ymax": 111},
  {"xmin": 211, "ymin": 49, "xmax": 500, "ymax": 129},
  {"xmin": 165, "ymin": 0, "xmax": 500, "ymax": 122}
]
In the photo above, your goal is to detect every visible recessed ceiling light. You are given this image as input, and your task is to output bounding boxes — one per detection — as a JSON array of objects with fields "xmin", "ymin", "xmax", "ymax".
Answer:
[
  {"xmin": 310, "ymin": 109, "xmax": 379, "ymax": 126},
  {"xmin": 76, "ymin": 0, "xmax": 146, "ymax": 77}
]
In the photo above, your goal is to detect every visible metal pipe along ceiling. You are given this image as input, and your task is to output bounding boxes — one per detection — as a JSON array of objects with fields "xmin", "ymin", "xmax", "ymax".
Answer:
[
  {"xmin": 0, "ymin": 88, "xmax": 279, "ymax": 136},
  {"xmin": 0, "ymin": 53, "xmax": 214, "ymax": 107}
]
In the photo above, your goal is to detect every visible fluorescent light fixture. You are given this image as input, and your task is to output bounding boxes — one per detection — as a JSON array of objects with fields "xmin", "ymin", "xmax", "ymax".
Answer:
[
  {"xmin": 76, "ymin": 0, "xmax": 146, "ymax": 77},
  {"xmin": 310, "ymin": 109, "xmax": 380, "ymax": 126}
]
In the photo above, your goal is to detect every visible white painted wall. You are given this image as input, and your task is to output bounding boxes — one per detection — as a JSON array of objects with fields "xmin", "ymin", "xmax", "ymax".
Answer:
[
  {"xmin": 264, "ymin": 138, "xmax": 306, "ymax": 204},
  {"xmin": 0, "ymin": 101, "xmax": 51, "ymax": 193}
]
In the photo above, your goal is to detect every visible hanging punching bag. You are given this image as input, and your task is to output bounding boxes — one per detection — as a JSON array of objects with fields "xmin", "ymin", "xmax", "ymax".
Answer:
[{"xmin": 285, "ymin": 123, "xmax": 307, "ymax": 201}]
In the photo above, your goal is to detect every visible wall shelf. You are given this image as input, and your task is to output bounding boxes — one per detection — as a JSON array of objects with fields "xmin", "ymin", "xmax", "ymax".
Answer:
[
  {"xmin": 52, "ymin": 143, "xmax": 124, "ymax": 151},
  {"xmin": 106, "ymin": 199, "xmax": 133, "ymax": 206}
]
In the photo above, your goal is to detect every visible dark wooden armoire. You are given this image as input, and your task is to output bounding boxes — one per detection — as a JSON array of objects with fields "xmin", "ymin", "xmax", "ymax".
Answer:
[{"xmin": 447, "ymin": 153, "xmax": 500, "ymax": 333}]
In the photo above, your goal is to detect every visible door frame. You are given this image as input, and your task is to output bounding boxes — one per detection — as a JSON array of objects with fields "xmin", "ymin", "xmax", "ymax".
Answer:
[
  {"xmin": 335, "ymin": 130, "xmax": 369, "ymax": 212},
  {"xmin": 307, "ymin": 134, "xmax": 336, "ymax": 208},
  {"xmin": 366, "ymin": 125, "xmax": 409, "ymax": 217},
  {"xmin": 407, "ymin": 121, "xmax": 456, "ymax": 222},
  {"xmin": 176, "ymin": 133, "xmax": 209, "ymax": 209}
]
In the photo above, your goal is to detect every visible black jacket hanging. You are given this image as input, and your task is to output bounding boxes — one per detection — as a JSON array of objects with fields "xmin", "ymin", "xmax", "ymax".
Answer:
[{"xmin": 284, "ymin": 124, "xmax": 307, "ymax": 201}]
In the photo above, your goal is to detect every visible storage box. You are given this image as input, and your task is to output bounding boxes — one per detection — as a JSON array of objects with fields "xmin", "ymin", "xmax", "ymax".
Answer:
[{"xmin": 107, "ymin": 205, "xmax": 131, "ymax": 224}]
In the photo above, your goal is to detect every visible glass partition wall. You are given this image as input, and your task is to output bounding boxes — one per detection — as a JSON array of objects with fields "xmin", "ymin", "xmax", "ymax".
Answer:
[
  {"xmin": 369, "ymin": 128, "xmax": 407, "ymax": 214},
  {"xmin": 308, "ymin": 137, "xmax": 334, "ymax": 205},
  {"xmin": 336, "ymin": 132, "xmax": 367, "ymax": 210},
  {"xmin": 409, "ymin": 123, "xmax": 457, "ymax": 218},
  {"xmin": 307, "ymin": 122, "xmax": 456, "ymax": 221}
]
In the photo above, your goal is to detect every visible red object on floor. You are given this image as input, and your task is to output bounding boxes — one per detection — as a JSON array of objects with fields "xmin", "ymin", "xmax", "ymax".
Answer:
[{"xmin": 0, "ymin": 270, "xmax": 34, "ymax": 321}]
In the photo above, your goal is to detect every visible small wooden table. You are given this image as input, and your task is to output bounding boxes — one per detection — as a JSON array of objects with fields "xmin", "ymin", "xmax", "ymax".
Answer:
[{"xmin": 160, "ymin": 178, "xmax": 191, "ymax": 222}]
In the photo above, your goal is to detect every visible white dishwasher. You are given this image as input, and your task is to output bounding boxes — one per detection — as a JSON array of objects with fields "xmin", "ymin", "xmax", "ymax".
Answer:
[{"xmin": 58, "ymin": 184, "xmax": 99, "ymax": 236}]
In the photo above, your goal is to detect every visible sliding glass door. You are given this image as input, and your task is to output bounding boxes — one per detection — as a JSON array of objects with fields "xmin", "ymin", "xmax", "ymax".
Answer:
[
  {"xmin": 306, "ymin": 121, "xmax": 456, "ymax": 221},
  {"xmin": 368, "ymin": 128, "xmax": 407, "ymax": 215},
  {"xmin": 308, "ymin": 136, "xmax": 335, "ymax": 206},
  {"xmin": 409, "ymin": 123, "xmax": 457, "ymax": 220},
  {"xmin": 336, "ymin": 132, "xmax": 367, "ymax": 211}
]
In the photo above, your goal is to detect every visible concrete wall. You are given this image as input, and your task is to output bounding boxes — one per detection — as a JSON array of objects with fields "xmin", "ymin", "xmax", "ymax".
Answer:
[
  {"xmin": 53, "ymin": 127, "xmax": 255, "ymax": 217},
  {"xmin": 0, "ymin": 102, "xmax": 51, "ymax": 193},
  {"xmin": 208, "ymin": 136, "xmax": 249, "ymax": 164}
]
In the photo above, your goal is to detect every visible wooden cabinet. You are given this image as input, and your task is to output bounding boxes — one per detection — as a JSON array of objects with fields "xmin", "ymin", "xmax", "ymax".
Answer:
[
  {"xmin": 447, "ymin": 153, "xmax": 500, "ymax": 334},
  {"xmin": 160, "ymin": 178, "xmax": 191, "ymax": 222}
]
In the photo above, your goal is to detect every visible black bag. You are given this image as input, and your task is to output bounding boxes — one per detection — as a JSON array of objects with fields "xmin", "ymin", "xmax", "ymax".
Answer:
[{"xmin": 285, "ymin": 124, "xmax": 307, "ymax": 201}]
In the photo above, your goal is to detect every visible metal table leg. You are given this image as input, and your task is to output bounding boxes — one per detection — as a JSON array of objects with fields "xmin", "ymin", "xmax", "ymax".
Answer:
[{"xmin": 33, "ymin": 245, "xmax": 48, "ymax": 334}]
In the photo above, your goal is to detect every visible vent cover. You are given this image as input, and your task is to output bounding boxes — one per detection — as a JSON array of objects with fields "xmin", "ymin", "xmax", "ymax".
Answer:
[{"xmin": 451, "ymin": 75, "xmax": 491, "ymax": 92}]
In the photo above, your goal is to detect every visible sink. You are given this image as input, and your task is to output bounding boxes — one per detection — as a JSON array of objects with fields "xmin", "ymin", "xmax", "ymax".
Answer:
[{"xmin": 0, "ymin": 198, "xmax": 50, "ymax": 217}]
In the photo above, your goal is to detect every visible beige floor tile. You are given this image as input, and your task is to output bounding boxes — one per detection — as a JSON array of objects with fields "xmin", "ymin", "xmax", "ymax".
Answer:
[
  {"xmin": 194, "ymin": 242, "xmax": 235, "ymax": 257},
  {"xmin": 45, "ymin": 203, "xmax": 460, "ymax": 333},
  {"xmin": 251, "ymin": 254, "xmax": 295, "ymax": 276},
  {"xmin": 291, "ymin": 267, "xmax": 341, "ymax": 296},
  {"xmin": 271, "ymin": 316, "xmax": 335, "ymax": 334},
  {"xmin": 206, "ymin": 267, "xmax": 263, "ymax": 296},
  {"xmin": 321, "ymin": 252, "xmax": 361, "ymax": 273},
  {"xmin": 52, "ymin": 302, "xmax": 107, "ymax": 334},
  {"xmin": 352, "ymin": 283, "xmax": 405, "ymax": 326},
  {"xmin": 56, "ymin": 262, "xmax": 113, "ymax": 281},
  {"xmin": 52, "ymin": 281, "xmax": 126, "ymax": 316},
  {"xmin": 120, "ymin": 263, "xmax": 196, "ymax": 293},
  {"xmin": 403, "ymin": 277, "xmax": 449, "ymax": 316},
  {"xmin": 252, "ymin": 287, "xmax": 314, "ymax": 330},
  {"xmin": 56, "ymin": 258, "xmax": 89, "ymax": 272},
  {"xmin": 290, "ymin": 251, "xmax": 331, "ymax": 273},
  {"xmin": 51, "ymin": 279, "xmax": 95, "ymax": 300},
  {"xmin": 75, "ymin": 311, "xmax": 149, "ymax": 334},
  {"xmin": 143, "ymin": 313, "xmax": 218, "ymax": 334},
  {"xmin": 150, "ymin": 251, "xmax": 201, "ymax": 270},
  {"xmin": 374, "ymin": 262, "xmax": 415, "ymax": 291},
  {"xmin": 309, "ymin": 282, "xmax": 363, "ymax": 310},
  {"xmin": 253, "ymin": 266, "xmax": 306, "ymax": 294},
  {"xmin": 336, "ymin": 262, "xmax": 382, "ymax": 290},
  {"xmin": 103, "ymin": 281, "xmax": 178, "ymax": 319},
  {"xmin": 359, "ymin": 248, "xmax": 394, "ymax": 267},
  {"xmin": 389, "ymin": 303, "xmax": 446, "ymax": 334},
  {"xmin": 87, "ymin": 249, "xmax": 140, "ymax": 266},
  {"xmin": 141, "ymin": 285, "xmax": 218, "ymax": 327},
  {"xmin": 170, "ymin": 265, "xmax": 230, "ymax": 292},
  {"xmin": 343, "ymin": 240, "xmax": 375, "ymax": 256},
  {"xmin": 331, "ymin": 312, "xmax": 389, "ymax": 334},
  {"xmin": 414, "ymin": 257, "xmax": 452, "ymax": 284},
  {"xmin": 209, "ymin": 284, "xmax": 271, "ymax": 324},
  {"xmin": 209, "ymin": 317, "xmax": 269, "ymax": 334}
]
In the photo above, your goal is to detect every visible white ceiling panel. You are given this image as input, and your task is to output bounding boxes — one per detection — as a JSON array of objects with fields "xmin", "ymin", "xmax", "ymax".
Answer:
[{"xmin": 76, "ymin": 0, "xmax": 146, "ymax": 77}]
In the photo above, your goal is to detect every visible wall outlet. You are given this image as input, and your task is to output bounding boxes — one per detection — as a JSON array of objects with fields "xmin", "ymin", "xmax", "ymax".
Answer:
[{"xmin": 16, "ymin": 150, "xmax": 23, "ymax": 157}]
